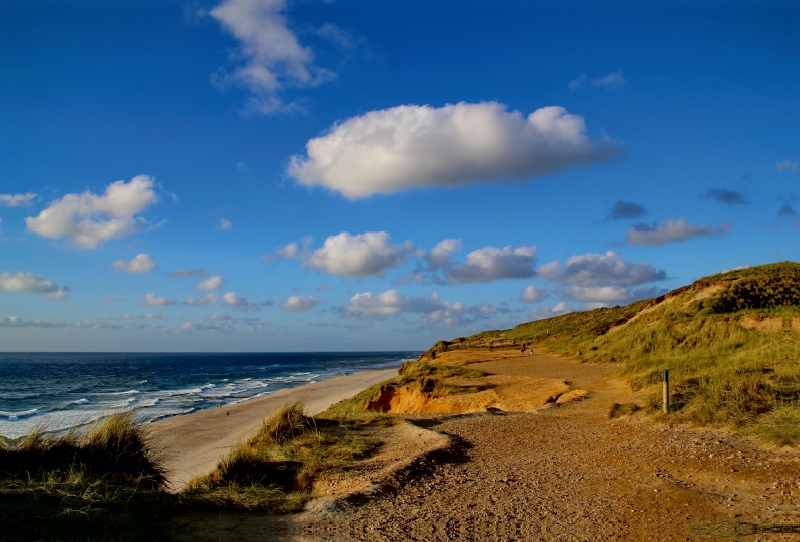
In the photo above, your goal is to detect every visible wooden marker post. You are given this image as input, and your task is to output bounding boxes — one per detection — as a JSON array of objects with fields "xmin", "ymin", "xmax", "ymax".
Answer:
[{"xmin": 662, "ymin": 370, "xmax": 669, "ymax": 414}]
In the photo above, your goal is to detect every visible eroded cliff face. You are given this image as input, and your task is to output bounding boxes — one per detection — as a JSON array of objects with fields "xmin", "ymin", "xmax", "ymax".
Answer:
[{"xmin": 365, "ymin": 374, "xmax": 583, "ymax": 415}]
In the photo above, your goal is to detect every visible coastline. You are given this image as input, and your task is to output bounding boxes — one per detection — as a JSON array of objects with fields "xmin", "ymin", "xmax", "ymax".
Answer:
[{"xmin": 147, "ymin": 367, "xmax": 399, "ymax": 491}]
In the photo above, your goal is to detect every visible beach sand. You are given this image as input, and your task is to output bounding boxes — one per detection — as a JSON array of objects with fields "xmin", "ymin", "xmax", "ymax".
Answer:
[{"xmin": 147, "ymin": 368, "xmax": 398, "ymax": 491}]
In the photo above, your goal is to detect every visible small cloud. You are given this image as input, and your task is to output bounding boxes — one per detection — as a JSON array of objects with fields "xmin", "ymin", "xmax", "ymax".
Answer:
[
  {"xmin": 569, "ymin": 73, "xmax": 588, "ymax": 90},
  {"xmin": 776, "ymin": 160, "xmax": 798, "ymax": 172},
  {"xmin": 180, "ymin": 321, "xmax": 194, "ymax": 332},
  {"xmin": 519, "ymin": 286, "xmax": 547, "ymax": 303},
  {"xmin": 209, "ymin": 312, "xmax": 232, "ymax": 321},
  {"xmin": 111, "ymin": 253, "xmax": 158, "ymax": 273},
  {"xmin": 0, "ymin": 271, "xmax": 64, "ymax": 298},
  {"xmin": 340, "ymin": 289, "xmax": 406, "ymax": 320},
  {"xmin": 627, "ymin": 219, "xmax": 731, "ymax": 247},
  {"xmin": 217, "ymin": 218, "xmax": 232, "ymax": 231},
  {"xmin": 102, "ymin": 296, "xmax": 124, "ymax": 302},
  {"xmin": 703, "ymin": 188, "xmax": 750, "ymax": 206},
  {"xmin": 607, "ymin": 200, "xmax": 646, "ymax": 220},
  {"xmin": 222, "ymin": 291, "xmax": 271, "ymax": 311},
  {"xmin": 45, "ymin": 290, "xmax": 68, "ymax": 300},
  {"xmin": 570, "ymin": 72, "xmax": 627, "ymax": 91},
  {"xmin": 778, "ymin": 203, "xmax": 797, "ymax": 216},
  {"xmin": 0, "ymin": 192, "xmax": 37, "ymax": 207},
  {"xmin": 315, "ymin": 283, "xmax": 332, "ymax": 291},
  {"xmin": 122, "ymin": 313, "xmax": 133, "ymax": 319},
  {"xmin": 143, "ymin": 312, "xmax": 163, "ymax": 319},
  {"xmin": 196, "ymin": 275, "xmax": 224, "ymax": 291},
  {"xmin": 169, "ymin": 268, "xmax": 209, "ymax": 278},
  {"xmin": 530, "ymin": 302, "xmax": 573, "ymax": 321},
  {"xmin": 282, "ymin": 295, "xmax": 321, "ymax": 313},
  {"xmin": 591, "ymin": 71, "xmax": 627, "ymax": 90},
  {"xmin": 185, "ymin": 293, "xmax": 219, "ymax": 307},
  {"xmin": 0, "ymin": 316, "xmax": 68, "ymax": 328},
  {"xmin": 140, "ymin": 293, "xmax": 177, "ymax": 307}
]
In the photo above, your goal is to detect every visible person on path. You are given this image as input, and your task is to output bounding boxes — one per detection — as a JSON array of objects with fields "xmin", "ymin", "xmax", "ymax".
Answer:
[{"xmin": 521, "ymin": 344, "xmax": 526, "ymax": 355}]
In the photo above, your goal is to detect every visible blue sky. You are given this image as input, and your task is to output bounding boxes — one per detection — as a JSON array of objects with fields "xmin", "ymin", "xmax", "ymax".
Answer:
[{"xmin": 1, "ymin": 0, "xmax": 798, "ymax": 351}]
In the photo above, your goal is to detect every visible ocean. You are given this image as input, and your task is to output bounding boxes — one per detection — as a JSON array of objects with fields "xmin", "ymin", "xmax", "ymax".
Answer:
[{"xmin": 0, "ymin": 351, "xmax": 419, "ymax": 439}]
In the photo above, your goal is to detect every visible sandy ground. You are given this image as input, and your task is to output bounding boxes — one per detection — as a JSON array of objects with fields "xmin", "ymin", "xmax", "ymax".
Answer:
[
  {"xmin": 172, "ymin": 349, "xmax": 800, "ymax": 541},
  {"xmin": 147, "ymin": 368, "xmax": 398, "ymax": 491}
]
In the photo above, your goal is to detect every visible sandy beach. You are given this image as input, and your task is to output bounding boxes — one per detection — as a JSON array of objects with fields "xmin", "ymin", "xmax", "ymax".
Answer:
[{"xmin": 147, "ymin": 367, "xmax": 398, "ymax": 490}]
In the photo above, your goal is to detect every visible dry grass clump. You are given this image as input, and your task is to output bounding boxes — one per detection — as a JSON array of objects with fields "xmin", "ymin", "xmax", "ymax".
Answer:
[
  {"xmin": 609, "ymin": 403, "xmax": 641, "ymax": 419},
  {"xmin": 0, "ymin": 413, "xmax": 173, "ymax": 541},
  {"xmin": 183, "ymin": 402, "xmax": 381, "ymax": 512},
  {"xmin": 750, "ymin": 406, "xmax": 800, "ymax": 448}
]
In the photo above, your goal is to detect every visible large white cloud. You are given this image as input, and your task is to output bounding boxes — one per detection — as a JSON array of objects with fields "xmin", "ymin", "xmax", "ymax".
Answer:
[
  {"xmin": 25, "ymin": 175, "xmax": 158, "ymax": 249},
  {"xmin": 340, "ymin": 289, "xmax": 407, "ymax": 320},
  {"xmin": 539, "ymin": 251, "xmax": 666, "ymax": 306},
  {"xmin": 519, "ymin": 285, "xmax": 547, "ymax": 303},
  {"xmin": 282, "ymin": 295, "xmax": 320, "ymax": 313},
  {"xmin": 626, "ymin": 219, "xmax": 731, "ymax": 247},
  {"xmin": 209, "ymin": 0, "xmax": 335, "ymax": 113},
  {"xmin": 274, "ymin": 232, "xmax": 415, "ymax": 278},
  {"xmin": 111, "ymin": 254, "xmax": 158, "ymax": 273},
  {"xmin": 0, "ymin": 192, "xmax": 36, "ymax": 207},
  {"xmin": 288, "ymin": 102, "xmax": 620, "ymax": 198}
]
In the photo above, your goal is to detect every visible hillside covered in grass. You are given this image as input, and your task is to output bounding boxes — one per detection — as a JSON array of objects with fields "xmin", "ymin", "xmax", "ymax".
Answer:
[{"xmin": 422, "ymin": 262, "xmax": 800, "ymax": 444}]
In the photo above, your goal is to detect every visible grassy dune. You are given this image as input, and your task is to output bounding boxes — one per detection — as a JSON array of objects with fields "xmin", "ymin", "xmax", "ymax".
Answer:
[{"xmin": 422, "ymin": 262, "xmax": 800, "ymax": 445}]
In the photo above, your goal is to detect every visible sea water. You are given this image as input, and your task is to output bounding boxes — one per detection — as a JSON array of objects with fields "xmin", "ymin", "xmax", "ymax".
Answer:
[{"xmin": 0, "ymin": 352, "xmax": 418, "ymax": 439}]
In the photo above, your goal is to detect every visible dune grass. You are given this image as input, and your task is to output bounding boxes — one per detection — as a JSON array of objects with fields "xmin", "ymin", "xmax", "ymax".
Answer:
[
  {"xmin": 0, "ymin": 413, "xmax": 175, "ymax": 541},
  {"xmin": 423, "ymin": 262, "xmax": 800, "ymax": 445},
  {"xmin": 182, "ymin": 402, "xmax": 382, "ymax": 513}
]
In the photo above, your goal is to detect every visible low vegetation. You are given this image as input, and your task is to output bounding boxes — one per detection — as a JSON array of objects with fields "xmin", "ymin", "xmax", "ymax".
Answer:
[
  {"xmin": 423, "ymin": 262, "xmax": 800, "ymax": 445},
  {"xmin": 183, "ymin": 402, "xmax": 382, "ymax": 513}
]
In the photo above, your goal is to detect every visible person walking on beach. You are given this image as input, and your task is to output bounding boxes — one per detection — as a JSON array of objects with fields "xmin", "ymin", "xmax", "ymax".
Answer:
[{"xmin": 521, "ymin": 343, "xmax": 526, "ymax": 355}]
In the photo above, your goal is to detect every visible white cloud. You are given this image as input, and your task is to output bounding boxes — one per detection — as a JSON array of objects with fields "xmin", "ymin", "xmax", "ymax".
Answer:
[
  {"xmin": 185, "ymin": 293, "xmax": 219, "ymax": 307},
  {"xmin": 406, "ymin": 291, "xmax": 510, "ymax": 327},
  {"xmin": 530, "ymin": 302, "xmax": 573, "ymax": 321},
  {"xmin": 340, "ymin": 289, "xmax": 407, "ymax": 320},
  {"xmin": 444, "ymin": 245, "xmax": 538, "ymax": 284},
  {"xmin": 276, "ymin": 232, "xmax": 415, "ymax": 278},
  {"xmin": 519, "ymin": 285, "xmax": 547, "ymax": 303},
  {"xmin": 0, "ymin": 271, "xmax": 67, "ymax": 299},
  {"xmin": 144, "ymin": 312, "xmax": 163, "ymax": 319},
  {"xmin": 140, "ymin": 293, "xmax": 177, "ymax": 307},
  {"xmin": 0, "ymin": 192, "xmax": 36, "ymax": 207},
  {"xmin": 180, "ymin": 321, "xmax": 194, "ymax": 331},
  {"xmin": 282, "ymin": 295, "xmax": 320, "ymax": 312},
  {"xmin": 626, "ymin": 218, "xmax": 731, "ymax": 247},
  {"xmin": 223, "ymin": 291, "xmax": 270, "ymax": 311},
  {"xmin": 288, "ymin": 102, "xmax": 621, "ymax": 198},
  {"xmin": 196, "ymin": 276, "xmax": 224, "ymax": 291},
  {"xmin": 111, "ymin": 253, "xmax": 158, "ymax": 273},
  {"xmin": 208, "ymin": 0, "xmax": 335, "ymax": 114},
  {"xmin": 425, "ymin": 239, "xmax": 462, "ymax": 270},
  {"xmin": 539, "ymin": 251, "xmax": 666, "ymax": 306},
  {"xmin": 25, "ymin": 175, "xmax": 158, "ymax": 249},
  {"xmin": 777, "ymin": 160, "xmax": 798, "ymax": 172},
  {"xmin": 217, "ymin": 218, "xmax": 232, "ymax": 231},
  {"xmin": 209, "ymin": 312, "xmax": 232, "ymax": 320}
]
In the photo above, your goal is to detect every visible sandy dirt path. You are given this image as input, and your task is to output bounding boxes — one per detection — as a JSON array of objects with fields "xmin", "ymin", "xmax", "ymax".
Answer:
[
  {"xmin": 282, "ymin": 349, "xmax": 800, "ymax": 541},
  {"xmin": 147, "ymin": 368, "xmax": 397, "ymax": 491}
]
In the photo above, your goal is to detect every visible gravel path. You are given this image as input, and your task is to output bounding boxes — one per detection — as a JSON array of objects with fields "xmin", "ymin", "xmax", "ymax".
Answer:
[{"xmin": 287, "ymin": 350, "xmax": 800, "ymax": 541}]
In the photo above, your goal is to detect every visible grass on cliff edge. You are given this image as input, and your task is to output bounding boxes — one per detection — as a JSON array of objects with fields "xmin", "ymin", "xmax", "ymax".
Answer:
[{"xmin": 422, "ymin": 262, "xmax": 800, "ymax": 445}]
